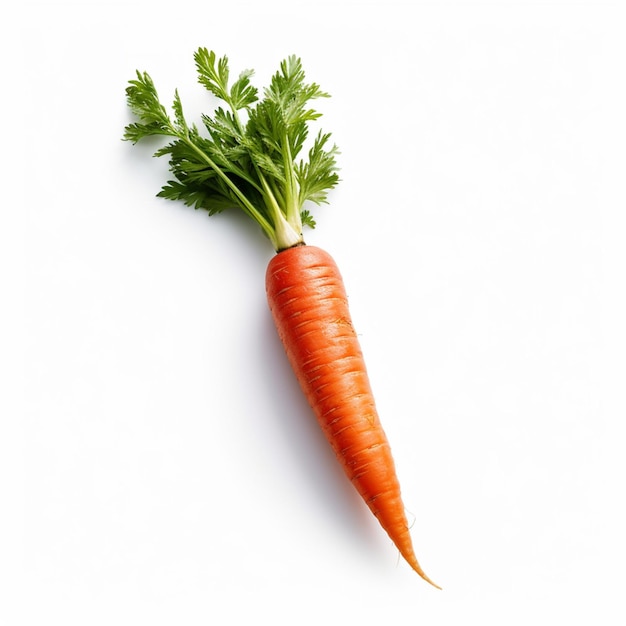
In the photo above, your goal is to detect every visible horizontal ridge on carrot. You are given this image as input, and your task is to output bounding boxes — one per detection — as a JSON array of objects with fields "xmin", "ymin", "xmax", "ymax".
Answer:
[{"xmin": 123, "ymin": 47, "xmax": 439, "ymax": 587}]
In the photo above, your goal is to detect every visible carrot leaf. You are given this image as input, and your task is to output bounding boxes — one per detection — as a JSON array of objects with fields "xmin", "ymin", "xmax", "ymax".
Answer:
[{"xmin": 123, "ymin": 49, "xmax": 339, "ymax": 251}]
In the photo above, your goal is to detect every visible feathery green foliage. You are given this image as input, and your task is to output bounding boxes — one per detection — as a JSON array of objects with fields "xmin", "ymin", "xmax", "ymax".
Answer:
[{"xmin": 123, "ymin": 49, "xmax": 339, "ymax": 251}]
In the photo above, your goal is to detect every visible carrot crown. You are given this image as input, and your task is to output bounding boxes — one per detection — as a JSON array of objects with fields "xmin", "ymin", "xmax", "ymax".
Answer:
[{"xmin": 123, "ymin": 49, "xmax": 340, "ymax": 251}]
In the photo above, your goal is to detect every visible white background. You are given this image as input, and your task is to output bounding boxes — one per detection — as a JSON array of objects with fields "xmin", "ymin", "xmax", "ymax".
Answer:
[{"xmin": 3, "ymin": 0, "xmax": 625, "ymax": 624}]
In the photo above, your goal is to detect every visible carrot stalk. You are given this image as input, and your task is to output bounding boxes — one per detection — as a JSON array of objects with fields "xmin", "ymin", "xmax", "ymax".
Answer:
[{"xmin": 266, "ymin": 245, "xmax": 440, "ymax": 588}]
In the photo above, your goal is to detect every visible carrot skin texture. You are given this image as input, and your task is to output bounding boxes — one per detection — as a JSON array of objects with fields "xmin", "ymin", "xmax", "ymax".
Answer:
[{"xmin": 266, "ymin": 245, "xmax": 439, "ymax": 587}]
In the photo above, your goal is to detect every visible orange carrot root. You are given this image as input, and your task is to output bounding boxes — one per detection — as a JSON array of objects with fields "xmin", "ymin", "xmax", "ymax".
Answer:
[{"xmin": 266, "ymin": 244, "xmax": 439, "ymax": 588}]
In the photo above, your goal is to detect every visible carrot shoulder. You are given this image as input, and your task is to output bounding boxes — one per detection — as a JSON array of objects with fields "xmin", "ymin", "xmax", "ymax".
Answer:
[{"xmin": 266, "ymin": 245, "xmax": 439, "ymax": 588}]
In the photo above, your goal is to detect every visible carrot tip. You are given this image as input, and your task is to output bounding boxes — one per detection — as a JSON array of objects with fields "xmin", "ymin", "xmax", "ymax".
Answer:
[
  {"xmin": 409, "ymin": 560, "xmax": 442, "ymax": 589},
  {"xmin": 420, "ymin": 574, "xmax": 442, "ymax": 590}
]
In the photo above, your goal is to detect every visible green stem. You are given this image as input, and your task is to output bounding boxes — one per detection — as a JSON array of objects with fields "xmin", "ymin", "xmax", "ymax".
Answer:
[
  {"xmin": 229, "ymin": 103, "xmax": 300, "ymax": 244},
  {"xmin": 282, "ymin": 133, "xmax": 301, "ymax": 233},
  {"xmin": 181, "ymin": 134, "xmax": 277, "ymax": 246},
  {"xmin": 258, "ymin": 174, "xmax": 303, "ymax": 250}
]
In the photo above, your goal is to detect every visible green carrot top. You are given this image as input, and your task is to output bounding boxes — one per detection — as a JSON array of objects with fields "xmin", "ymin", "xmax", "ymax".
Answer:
[{"xmin": 123, "ymin": 48, "xmax": 340, "ymax": 251}]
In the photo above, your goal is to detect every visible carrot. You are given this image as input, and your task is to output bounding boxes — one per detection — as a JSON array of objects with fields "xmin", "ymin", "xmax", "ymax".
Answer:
[
  {"xmin": 124, "ymin": 49, "xmax": 439, "ymax": 586},
  {"xmin": 266, "ymin": 245, "xmax": 439, "ymax": 588}
]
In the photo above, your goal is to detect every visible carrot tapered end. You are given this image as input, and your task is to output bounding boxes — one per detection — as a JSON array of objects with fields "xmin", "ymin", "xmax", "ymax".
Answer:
[
  {"xmin": 405, "ymin": 555, "xmax": 442, "ymax": 589},
  {"xmin": 416, "ymin": 569, "xmax": 442, "ymax": 590}
]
